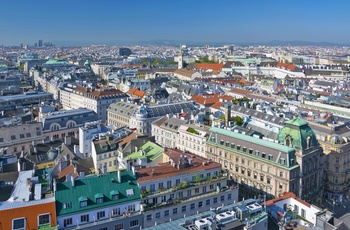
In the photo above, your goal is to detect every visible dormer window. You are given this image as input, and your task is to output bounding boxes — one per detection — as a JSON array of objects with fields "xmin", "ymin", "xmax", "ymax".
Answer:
[
  {"xmin": 126, "ymin": 189, "xmax": 134, "ymax": 196},
  {"xmin": 95, "ymin": 193, "xmax": 104, "ymax": 203},
  {"xmin": 110, "ymin": 190, "xmax": 119, "ymax": 200},
  {"xmin": 79, "ymin": 196, "xmax": 88, "ymax": 207}
]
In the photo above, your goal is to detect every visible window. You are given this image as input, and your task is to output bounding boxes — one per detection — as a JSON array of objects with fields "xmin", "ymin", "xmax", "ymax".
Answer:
[
  {"xmin": 178, "ymin": 191, "xmax": 183, "ymax": 198},
  {"xmin": 221, "ymin": 195, "xmax": 225, "ymax": 202},
  {"xmin": 267, "ymin": 177, "xmax": 271, "ymax": 184},
  {"xmin": 97, "ymin": 211, "xmax": 105, "ymax": 220},
  {"xmin": 11, "ymin": 135, "xmax": 16, "ymax": 140},
  {"xmin": 98, "ymin": 227, "xmax": 108, "ymax": 230},
  {"xmin": 213, "ymin": 197, "xmax": 218, "ymax": 203},
  {"xmin": 155, "ymin": 212, "xmax": 161, "ymax": 219},
  {"xmin": 13, "ymin": 218, "xmax": 25, "ymax": 230},
  {"xmin": 147, "ymin": 214, "xmax": 152, "ymax": 221},
  {"xmin": 96, "ymin": 197, "xmax": 103, "ymax": 204},
  {"xmin": 115, "ymin": 223, "xmax": 124, "ymax": 230},
  {"xmin": 206, "ymin": 199, "xmax": 210, "ymax": 205},
  {"xmin": 38, "ymin": 214, "xmax": 50, "ymax": 226},
  {"xmin": 130, "ymin": 220, "xmax": 139, "ymax": 227},
  {"xmin": 64, "ymin": 218, "xmax": 72, "ymax": 227},
  {"xmin": 198, "ymin": 201, "xmax": 203, "ymax": 208},
  {"xmin": 268, "ymin": 155, "xmax": 273, "ymax": 161},
  {"xmin": 164, "ymin": 210, "xmax": 169, "ymax": 216},
  {"xmin": 20, "ymin": 134, "xmax": 25, "ymax": 139},
  {"xmin": 228, "ymin": 194, "xmax": 232, "ymax": 200},
  {"xmin": 280, "ymin": 171, "xmax": 283, "ymax": 178},
  {"xmin": 112, "ymin": 194, "xmax": 119, "ymax": 200},
  {"xmin": 260, "ymin": 175, "xmax": 264, "ymax": 182},
  {"xmin": 81, "ymin": 214, "xmax": 89, "ymax": 223},
  {"xmin": 255, "ymin": 151, "xmax": 259, "ymax": 156},
  {"xmin": 173, "ymin": 208, "xmax": 178, "ymax": 214},
  {"xmin": 80, "ymin": 201, "xmax": 87, "ymax": 207},
  {"xmin": 182, "ymin": 205, "xmax": 187, "ymax": 212},
  {"xmin": 335, "ymin": 157, "xmax": 340, "ymax": 163},
  {"xmin": 112, "ymin": 208, "xmax": 120, "ymax": 216},
  {"xmin": 190, "ymin": 203, "xmax": 195, "ymax": 210},
  {"xmin": 195, "ymin": 188, "xmax": 199, "ymax": 194},
  {"xmin": 301, "ymin": 209, "xmax": 306, "ymax": 218},
  {"xmin": 262, "ymin": 152, "xmax": 266, "ymax": 158},
  {"xmin": 63, "ymin": 202, "xmax": 72, "ymax": 209}
]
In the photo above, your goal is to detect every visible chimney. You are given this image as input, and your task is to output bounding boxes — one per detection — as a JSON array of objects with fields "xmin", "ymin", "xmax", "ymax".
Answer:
[
  {"xmin": 117, "ymin": 170, "xmax": 121, "ymax": 183},
  {"xmin": 74, "ymin": 164, "xmax": 77, "ymax": 174},
  {"xmin": 70, "ymin": 173, "xmax": 75, "ymax": 186},
  {"xmin": 132, "ymin": 166, "xmax": 135, "ymax": 176},
  {"xmin": 65, "ymin": 136, "xmax": 72, "ymax": 145},
  {"xmin": 53, "ymin": 178, "xmax": 57, "ymax": 193}
]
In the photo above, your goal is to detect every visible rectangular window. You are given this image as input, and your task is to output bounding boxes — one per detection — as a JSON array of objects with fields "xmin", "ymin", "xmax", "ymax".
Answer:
[
  {"xmin": 20, "ymin": 134, "xmax": 25, "ymax": 139},
  {"xmin": 96, "ymin": 197, "xmax": 103, "ymax": 204},
  {"xmin": 81, "ymin": 214, "xmax": 89, "ymax": 223},
  {"xmin": 191, "ymin": 203, "xmax": 195, "ymax": 210},
  {"xmin": 98, "ymin": 227, "xmax": 108, "ymax": 230},
  {"xmin": 231, "ymin": 143, "xmax": 235, "ymax": 148},
  {"xmin": 268, "ymin": 155, "xmax": 273, "ymax": 161},
  {"xmin": 210, "ymin": 184, "xmax": 214, "ymax": 190},
  {"xmin": 206, "ymin": 199, "xmax": 210, "ymax": 205},
  {"xmin": 336, "ymin": 157, "xmax": 340, "ymax": 163},
  {"xmin": 38, "ymin": 214, "xmax": 50, "ymax": 226},
  {"xmin": 13, "ymin": 218, "xmax": 25, "ymax": 230},
  {"xmin": 301, "ymin": 209, "xmax": 306, "ymax": 218},
  {"xmin": 11, "ymin": 135, "xmax": 16, "ymax": 140},
  {"xmin": 80, "ymin": 201, "xmax": 87, "ymax": 207},
  {"xmin": 115, "ymin": 223, "xmax": 124, "ymax": 230},
  {"xmin": 198, "ymin": 201, "xmax": 203, "ymax": 207},
  {"xmin": 173, "ymin": 208, "xmax": 178, "ymax": 214},
  {"xmin": 130, "ymin": 219, "xmax": 139, "ymax": 227},
  {"xmin": 221, "ymin": 195, "xmax": 225, "ymax": 202},
  {"xmin": 147, "ymin": 214, "xmax": 152, "ymax": 221},
  {"xmin": 182, "ymin": 205, "xmax": 187, "ymax": 213},
  {"xmin": 155, "ymin": 212, "xmax": 161, "ymax": 219},
  {"xmin": 64, "ymin": 218, "xmax": 72, "ymax": 227},
  {"xmin": 97, "ymin": 211, "xmax": 105, "ymax": 220},
  {"xmin": 26, "ymin": 133, "xmax": 31, "ymax": 137},
  {"xmin": 164, "ymin": 210, "xmax": 169, "ymax": 216},
  {"xmin": 228, "ymin": 194, "xmax": 232, "ymax": 200},
  {"xmin": 63, "ymin": 202, "xmax": 72, "ymax": 209},
  {"xmin": 255, "ymin": 151, "xmax": 259, "ymax": 156},
  {"xmin": 262, "ymin": 152, "xmax": 266, "ymax": 158},
  {"xmin": 195, "ymin": 188, "xmax": 199, "ymax": 194}
]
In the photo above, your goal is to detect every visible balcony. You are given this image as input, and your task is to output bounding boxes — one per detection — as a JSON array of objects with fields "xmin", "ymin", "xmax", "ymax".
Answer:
[
  {"xmin": 141, "ymin": 174, "xmax": 230, "ymax": 198},
  {"xmin": 63, "ymin": 211, "xmax": 142, "ymax": 230},
  {"xmin": 142, "ymin": 184, "xmax": 237, "ymax": 212}
]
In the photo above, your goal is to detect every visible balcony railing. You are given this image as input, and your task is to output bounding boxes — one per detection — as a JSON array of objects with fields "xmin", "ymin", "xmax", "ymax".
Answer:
[{"xmin": 142, "ymin": 185, "xmax": 237, "ymax": 212}]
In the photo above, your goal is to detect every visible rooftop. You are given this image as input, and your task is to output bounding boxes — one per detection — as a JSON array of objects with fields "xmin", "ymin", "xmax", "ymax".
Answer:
[
  {"xmin": 127, "ymin": 141, "xmax": 163, "ymax": 161},
  {"xmin": 55, "ymin": 170, "xmax": 140, "ymax": 216}
]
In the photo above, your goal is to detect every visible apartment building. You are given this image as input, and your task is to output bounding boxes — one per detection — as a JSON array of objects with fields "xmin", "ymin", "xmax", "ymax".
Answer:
[
  {"xmin": 0, "ymin": 170, "xmax": 57, "ymax": 230},
  {"xmin": 55, "ymin": 170, "xmax": 142, "ymax": 230},
  {"xmin": 206, "ymin": 117, "xmax": 323, "ymax": 205},
  {"xmin": 177, "ymin": 124, "xmax": 209, "ymax": 157},
  {"xmin": 40, "ymin": 107, "xmax": 98, "ymax": 143},
  {"xmin": 151, "ymin": 116, "xmax": 187, "ymax": 149},
  {"xmin": 107, "ymin": 100, "xmax": 197, "ymax": 136},
  {"xmin": 60, "ymin": 86, "xmax": 128, "ymax": 123},
  {"xmin": 137, "ymin": 148, "xmax": 238, "ymax": 228},
  {"xmin": 0, "ymin": 122, "xmax": 45, "ymax": 155}
]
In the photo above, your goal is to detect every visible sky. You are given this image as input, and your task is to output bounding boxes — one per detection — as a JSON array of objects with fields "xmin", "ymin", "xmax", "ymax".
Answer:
[{"xmin": 1, "ymin": 0, "xmax": 350, "ymax": 46}]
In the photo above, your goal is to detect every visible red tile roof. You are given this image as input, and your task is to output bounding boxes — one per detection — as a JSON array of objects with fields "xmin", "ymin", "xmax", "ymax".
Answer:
[
  {"xmin": 191, "ymin": 94, "xmax": 233, "ymax": 106},
  {"xmin": 136, "ymin": 148, "xmax": 221, "ymax": 183},
  {"xmin": 210, "ymin": 101, "xmax": 224, "ymax": 109},
  {"xmin": 231, "ymin": 88, "xmax": 251, "ymax": 96},
  {"xmin": 277, "ymin": 62, "xmax": 297, "ymax": 71},
  {"xmin": 127, "ymin": 87, "xmax": 145, "ymax": 98},
  {"xmin": 265, "ymin": 192, "xmax": 311, "ymax": 208},
  {"xmin": 196, "ymin": 63, "xmax": 224, "ymax": 72}
]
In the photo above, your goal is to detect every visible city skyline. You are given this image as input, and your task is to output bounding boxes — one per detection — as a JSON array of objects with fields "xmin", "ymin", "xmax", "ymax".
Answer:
[{"xmin": 1, "ymin": 0, "xmax": 350, "ymax": 46}]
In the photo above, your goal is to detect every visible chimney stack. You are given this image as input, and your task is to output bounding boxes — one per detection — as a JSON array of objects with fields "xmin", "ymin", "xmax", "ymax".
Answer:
[
  {"xmin": 70, "ymin": 173, "xmax": 75, "ymax": 187},
  {"xmin": 117, "ymin": 170, "xmax": 121, "ymax": 183}
]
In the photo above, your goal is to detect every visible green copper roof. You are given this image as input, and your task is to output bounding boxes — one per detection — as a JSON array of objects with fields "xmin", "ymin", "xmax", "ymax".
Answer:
[
  {"xmin": 45, "ymin": 58, "xmax": 69, "ymax": 65},
  {"xmin": 55, "ymin": 171, "xmax": 140, "ymax": 216},
  {"xmin": 128, "ymin": 141, "xmax": 163, "ymax": 161},
  {"xmin": 209, "ymin": 127, "xmax": 295, "ymax": 154},
  {"xmin": 277, "ymin": 118, "xmax": 318, "ymax": 150},
  {"xmin": 84, "ymin": 59, "xmax": 90, "ymax": 65}
]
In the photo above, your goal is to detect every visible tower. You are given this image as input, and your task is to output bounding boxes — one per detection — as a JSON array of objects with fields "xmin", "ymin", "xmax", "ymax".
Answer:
[{"xmin": 178, "ymin": 44, "xmax": 183, "ymax": 69}]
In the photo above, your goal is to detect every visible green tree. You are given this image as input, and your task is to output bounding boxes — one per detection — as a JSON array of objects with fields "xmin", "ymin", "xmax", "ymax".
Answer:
[
  {"xmin": 195, "ymin": 174, "xmax": 201, "ymax": 183},
  {"xmin": 234, "ymin": 116, "xmax": 243, "ymax": 126}
]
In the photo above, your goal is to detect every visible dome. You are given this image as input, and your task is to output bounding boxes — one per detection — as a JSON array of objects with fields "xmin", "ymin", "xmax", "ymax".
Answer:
[
  {"xmin": 135, "ymin": 104, "xmax": 148, "ymax": 118},
  {"xmin": 329, "ymin": 135, "xmax": 344, "ymax": 145},
  {"xmin": 47, "ymin": 147, "xmax": 58, "ymax": 160},
  {"xmin": 277, "ymin": 117, "xmax": 318, "ymax": 150}
]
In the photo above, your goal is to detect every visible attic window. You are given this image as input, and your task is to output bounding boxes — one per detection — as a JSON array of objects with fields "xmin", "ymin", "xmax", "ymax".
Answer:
[
  {"xmin": 95, "ymin": 193, "xmax": 104, "ymax": 204},
  {"xmin": 110, "ymin": 190, "xmax": 119, "ymax": 200},
  {"xmin": 79, "ymin": 196, "xmax": 88, "ymax": 207},
  {"xmin": 126, "ymin": 189, "xmax": 134, "ymax": 196}
]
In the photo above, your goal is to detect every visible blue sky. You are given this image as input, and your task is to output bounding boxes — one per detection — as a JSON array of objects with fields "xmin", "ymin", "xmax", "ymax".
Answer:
[{"xmin": 1, "ymin": 0, "xmax": 349, "ymax": 46}]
